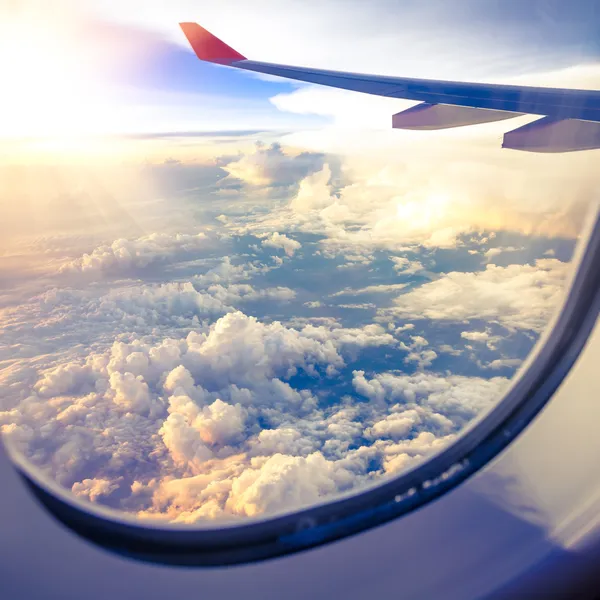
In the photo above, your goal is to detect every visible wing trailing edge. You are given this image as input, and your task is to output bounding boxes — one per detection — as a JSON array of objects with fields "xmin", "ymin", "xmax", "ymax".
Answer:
[
  {"xmin": 392, "ymin": 103, "xmax": 524, "ymax": 130},
  {"xmin": 503, "ymin": 117, "xmax": 600, "ymax": 153},
  {"xmin": 179, "ymin": 22, "xmax": 600, "ymax": 152}
]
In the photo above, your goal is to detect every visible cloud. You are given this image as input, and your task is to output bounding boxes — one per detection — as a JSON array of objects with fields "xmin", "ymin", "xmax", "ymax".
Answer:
[
  {"xmin": 220, "ymin": 140, "xmax": 595, "ymax": 264},
  {"xmin": 3, "ymin": 309, "xmax": 349, "ymax": 477},
  {"xmin": 299, "ymin": 322, "xmax": 395, "ymax": 354},
  {"xmin": 380, "ymin": 432, "xmax": 457, "ymax": 475},
  {"xmin": 59, "ymin": 232, "xmax": 209, "ymax": 276},
  {"xmin": 0, "ymin": 283, "xmax": 233, "ymax": 376},
  {"xmin": 249, "ymin": 427, "xmax": 317, "ymax": 457},
  {"xmin": 410, "ymin": 336, "xmax": 428, "ymax": 348},
  {"xmin": 204, "ymin": 283, "xmax": 296, "ymax": 305},
  {"xmin": 2, "ymin": 190, "xmax": 564, "ymax": 524},
  {"xmin": 366, "ymin": 410, "xmax": 421, "ymax": 441},
  {"xmin": 72, "ymin": 478, "xmax": 121, "ymax": 503},
  {"xmin": 484, "ymin": 246, "xmax": 523, "ymax": 260},
  {"xmin": 221, "ymin": 142, "xmax": 326, "ymax": 189},
  {"xmin": 404, "ymin": 349, "xmax": 438, "ymax": 369},
  {"xmin": 289, "ymin": 165, "xmax": 337, "ymax": 214},
  {"xmin": 331, "ymin": 283, "xmax": 409, "ymax": 298},
  {"xmin": 304, "ymin": 300, "xmax": 324, "ymax": 308},
  {"xmin": 194, "ymin": 256, "xmax": 271, "ymax": 285},
  {"xmin": 461, "ymin": 330, "xmax": 491, "ymax": 342},
  {"xmin": 34, "ymin": 362, "xmax": 95, "ymax": 399},
  {"xmin": 5, "ymin": 284, "xmax": 499, "ymax": 522},
  {"xmin": 399, "ymin": 336, "xmax": 438, "ymax": 370},
  {"xmin": 385, "ymin": 259, "xmax": 569, "ymax": 332},
  {"xmin": 438, "ymin": 344, "xmax": 463, "ymax": 356},
  {"xmin": 162, "ymin": 397, "xmax": 247, "ymax": 461},
  {"xmin": 485, "ymin": 358, "xmax": 523, "ymax": 370},
  {"xmin": 337, "ymin": 303, "xmax": 376, "ymax": 310},
  {"xmin": 352, "ymin": 369, "xmax": 509, "ymax": 431},
  {"xmin": 109, "ymin": 371, "xmax": 155, "ymax": 414},
  {"xmin": 391, "ymin": 257, "xmax": 425, "ymax": 275},
  {"xmin": 461, "ymin": 329, "xmax": 504, "ymax": 350},
  {"xmin": 260, "ymin": 232, "xmax": 302, "ymax": 257},
  {"xmin": 224, "ymin": 452, "xmax": 350, "ymax": 518}
]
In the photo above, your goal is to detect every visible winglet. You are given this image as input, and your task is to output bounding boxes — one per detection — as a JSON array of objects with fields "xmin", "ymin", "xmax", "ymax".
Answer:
[{"xmin": 179, "ymin": 22, "xmax": 247, "ymax": 65}]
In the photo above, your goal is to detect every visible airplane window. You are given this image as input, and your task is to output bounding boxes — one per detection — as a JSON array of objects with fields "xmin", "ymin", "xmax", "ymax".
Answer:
[{"xmin": 1, "ymin": 1, "xmax": 599, "ymax": 564}]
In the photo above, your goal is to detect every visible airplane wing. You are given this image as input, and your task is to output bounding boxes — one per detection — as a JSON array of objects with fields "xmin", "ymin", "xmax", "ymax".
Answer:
[{"xmin": 179, "ymin": 22, "xmax": 600, "ymax": 153}]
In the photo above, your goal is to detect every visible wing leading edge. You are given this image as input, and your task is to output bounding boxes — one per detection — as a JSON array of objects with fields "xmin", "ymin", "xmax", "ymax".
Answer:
[{"xmin": 179, "ymin": 22, "xmax": 600, "ymax": 153}]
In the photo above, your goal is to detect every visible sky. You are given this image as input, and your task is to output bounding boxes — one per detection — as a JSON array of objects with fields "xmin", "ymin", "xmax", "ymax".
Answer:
[
  {"xmin": 0, "ymin": 0, "xmax": 599, "ymax": 524},
  {"xmin": 2, "ymin": 0, "xmax": 600, "ymax": 139}
]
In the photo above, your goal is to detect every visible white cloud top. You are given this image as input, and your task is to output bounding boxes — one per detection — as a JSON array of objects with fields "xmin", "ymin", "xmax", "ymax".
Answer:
[
  {"xmin": 261, "ymin": 232, "xmax": 302, "ymax": 257},
  {"xmin": 386, "ymin": 259, "xmax": 569, "ymax": 332}
]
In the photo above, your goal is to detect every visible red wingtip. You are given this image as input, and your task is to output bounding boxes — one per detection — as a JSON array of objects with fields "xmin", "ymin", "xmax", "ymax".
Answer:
[{"xmin": 179, "ymin": 22, "xmax": 247, "ymax": 65}]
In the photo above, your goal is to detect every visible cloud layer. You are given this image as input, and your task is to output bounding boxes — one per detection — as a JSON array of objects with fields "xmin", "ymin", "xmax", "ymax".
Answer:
[{"xmin": 0, "ymin": 134, "xmax": 586, "ymax": 524}]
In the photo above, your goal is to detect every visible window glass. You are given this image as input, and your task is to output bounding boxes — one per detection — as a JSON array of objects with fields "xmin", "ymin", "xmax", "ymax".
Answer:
[{"xmin": 1, "ymin": 1, "xmax": 598, "ymax": 525}]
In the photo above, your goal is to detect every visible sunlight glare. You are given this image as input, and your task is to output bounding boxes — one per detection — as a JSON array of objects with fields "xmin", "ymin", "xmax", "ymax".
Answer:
[{"xmin": 0, "ymin": 16, "xmax": 122, "ymax": 138}]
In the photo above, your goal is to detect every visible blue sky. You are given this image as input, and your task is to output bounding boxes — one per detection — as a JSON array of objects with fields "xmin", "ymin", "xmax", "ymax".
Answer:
[{"xmin": 2, "ymin": 0, "xmax": 599, "ymax": 137}]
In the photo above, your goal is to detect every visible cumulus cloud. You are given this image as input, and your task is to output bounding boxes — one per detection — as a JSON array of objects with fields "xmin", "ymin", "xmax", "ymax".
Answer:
[
  {"xmin": 352, "ymin": 370, "xmax": 509, "ymax": 430},
  {"xmin": 34, "ymin": 362, "xmax": 95, "ymax": 398},
  {"xmin": 4, "ymin": 286, "xmax": 500, "ymax": 522},
  {"xmin": 337, "ymin": 303, "xmax": 376, "ymax": 310},
  {"xmin": 194, "ymin": 256, "xmax": 271, "ymax": 286},
  {"xmin": 331, "ymin": 283, "xmax": 409, "ymax": 298},
  {"xmin": 289, "ymin": 165, "xmax": 337, "ymax": 214},
  {"xmin": 438, "ymin": 344, "xmax": 462, "ymax": 356},
  {"xmin": 461, "ymin": 329, "xmax": 503, "ymax": 350},
  {"xmin": 485, "ymin": 358, "xmax": 523, "ymax": 370},
  {"xmin": 204, "ymin": 283, "xmax": 296, "ymax": 305},
  {"xmin": 260, "ymin": 232, "xmax": 302, "ymax": 257},
  {"xmin": 461, "ymin": 330, "xmax": 491, "ymax": 343},
  {"xmin": 72, "ymin": 478, "xmax": 121, "ymax": 503},
  {"xmin": 60, "ymin": 232, "xmax": 209, "ymax": 276},
  {"xmin": 224, "ymin": 452, "xmax": 350, "ymax": 518},
  {"xmin": 366, "ymin": 411, "xmax": 420, "ymax": 441},
  {"xmin": 221, "ymin": 142, "xmax": 326, "ymax": 189},
  {"xmin": 304, "ymin": 300, "xmax": 324, "ymax": 308},
  {"xmin": 390, "ymin": 257, "xmax": 425, "ymax": 275},
  {"xmin": 398, "ymin": 336, "xmax": 438, "ymax": 370},
  {"xmin": 216, "ymin": 129, "xmax": 595, "ymax": 265},
  {"xmin": 161, "ymin": 398, "xmax": 247, "ymax": 465},
  {"xmin": 381, "ymin": 432, "xmax": 456, "ymax": 475},
  {"xmin": 484, "ymin": 246, "xmax": 523, "ymax": 260},
  {"xmin": 249, "ymin": 427, "xmax": 317, "ymax": 457},
  {"xmin": 385, "ymin": 259, "xmax": 569, "ymax": 332},
  {"xmin": 19, "ymin": 281, "xmax": 230, "ymax": 346}
]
